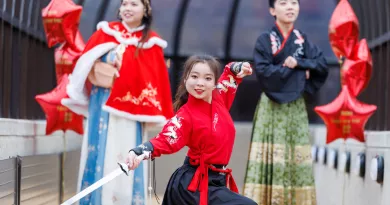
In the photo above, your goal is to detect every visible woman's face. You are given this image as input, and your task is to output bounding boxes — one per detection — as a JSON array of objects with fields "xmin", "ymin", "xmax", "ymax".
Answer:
[
  {"xmin": 119, "ymin": 0, "xmax": 145, "ymax": 27},
  {"xmin": 185, "ymin": 62, "xmax": 216, "ymax": 103},
  {"xmin": 270, "ymin": 0, "xmax": 300, "ymax": 24}
]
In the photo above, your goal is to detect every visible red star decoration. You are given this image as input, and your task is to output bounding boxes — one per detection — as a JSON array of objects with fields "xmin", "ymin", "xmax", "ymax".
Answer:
[
  {"xmin": 328, "ymin": 0, "xmax": 359, "ymax": 60},
  {"xmin": 35, "ymin": 74, "xmax": 84, "ymax": 135},
  {"xmin": 315, "ymin": 85, "xmax": 377, "ymax": 143},
  {"xmin": 54, "ymin": 40, "xmax": 84, "ymax": 84},
  {"xmin": 341, "ymin": 39, "xmax": 372, "ymax": 97},
  {"xmin": 42, "ymin": 0, "xmax": 82, "ymax": 48}
]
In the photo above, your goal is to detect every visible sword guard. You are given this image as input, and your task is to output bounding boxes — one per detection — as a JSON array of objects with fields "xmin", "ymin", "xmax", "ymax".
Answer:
[{"xmin": 118, "ymin": 162, "xmax": 129, "ymax": 176}]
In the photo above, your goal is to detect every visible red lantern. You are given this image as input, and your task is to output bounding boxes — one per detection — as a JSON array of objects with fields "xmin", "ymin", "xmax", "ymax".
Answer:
[
  {"xmin": 341, "ymin": 39, "xmax": 372, "ymax": 96},
  {"xmin": 315, "ymin": 86, "xmax": 376, "ymax": 143},
  {"xmin": 42, "ymin": 0, "xmax": 82, "ymax": 48},
  {"xmin": 35, "ymin": 74, "xmax": 84, "ymax": 135},
  {"xmin": 328, "ymin": 0, "xmax": 359, "ymax": 59}
]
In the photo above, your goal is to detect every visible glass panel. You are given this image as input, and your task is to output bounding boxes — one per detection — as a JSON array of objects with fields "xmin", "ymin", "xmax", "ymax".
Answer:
[
  {"xmin": 180, "ymin": 0, "xmax": 232, "ymax": 58},
  {"xmin": 102, "ymin": 0, "xmax": 120, "ymax": 22},
  {"xmin": 231, "ymin": 0, "xmax": 273, "ymax": 59},
  {"xmin": 152, "ymin": 0, "xmax": 181, "ymax": 56},
  {"xmin": 295, "ymin": 0, "xmax": 336, "ymax": 59},
  {"xmin": 78, "ymin": 0, "xmax": 103, "ymax": 40}
]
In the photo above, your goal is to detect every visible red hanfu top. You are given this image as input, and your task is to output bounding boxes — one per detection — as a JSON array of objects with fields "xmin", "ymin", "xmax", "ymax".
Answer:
[{"xmin": 150, "ymin": 63, "xmax": 242, "ymax": 204}]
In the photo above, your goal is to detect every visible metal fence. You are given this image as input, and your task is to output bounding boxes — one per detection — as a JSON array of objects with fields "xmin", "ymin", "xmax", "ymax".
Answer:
[
  {"xmin": 348, "ymin": 0, "xmax": 390, "ymax": 130},
  {"xmin": 0, "ymin": 150, "xmax": 80, "ymax": 205},
  {"xmin": 0, "ymin": 0, "xmax": 56, "ymax": 119}
]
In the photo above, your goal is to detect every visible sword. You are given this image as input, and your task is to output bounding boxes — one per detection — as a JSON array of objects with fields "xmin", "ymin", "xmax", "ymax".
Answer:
[{"xmin": 61, "ymin": 154, "xmax": 145, "ymax": 205}]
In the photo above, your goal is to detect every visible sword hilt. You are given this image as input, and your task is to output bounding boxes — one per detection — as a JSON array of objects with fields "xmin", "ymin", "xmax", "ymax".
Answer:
[
  {"xmin": 118, "ymin": 153, "xmax": 146, "ymax": 176},
  {"xmin": 118, "ymin": 162, "xmax": 129, "ymax": 176}
]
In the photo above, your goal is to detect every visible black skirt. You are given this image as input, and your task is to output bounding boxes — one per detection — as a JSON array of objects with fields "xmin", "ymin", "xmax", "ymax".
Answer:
[{"xmin": 161, "ymin": 157, "xmax": 257, "ymax": 205}]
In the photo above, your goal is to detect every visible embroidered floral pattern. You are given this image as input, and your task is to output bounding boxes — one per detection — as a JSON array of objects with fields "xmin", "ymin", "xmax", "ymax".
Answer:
[
  {"xmin": 292, "ymin": 29, "xmax": 305, "ymax": 58},
  {"xmin": 113, "ymin": 24, "xmax": 140, "ymax": 40},
  {"xmin": 162, "ymin": 116, "xmax": 183, "ymax": 144},
  {"xmin": 213, "ymin": 113, "xmax": 219, "ymax": 131},
  {"xmin": 216, "ymin": 74, "xmax": 237, "ymax": 93},
  {"xmin": 270, "ymin": 31, "xmax": 281, "ymax": 55},
  {"xmin": 114, "ymin": 83, "xmax": 162, "ymax": 111}
]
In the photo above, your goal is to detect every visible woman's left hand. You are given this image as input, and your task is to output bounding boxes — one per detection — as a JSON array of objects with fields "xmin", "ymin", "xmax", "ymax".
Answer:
[
  {"xmin": 306, "ymin": 70, "xmax": 310, "ymax": 79},
  {"xmin": 237, "ymin": 62, "xmax": 253, "ymax": 78}
]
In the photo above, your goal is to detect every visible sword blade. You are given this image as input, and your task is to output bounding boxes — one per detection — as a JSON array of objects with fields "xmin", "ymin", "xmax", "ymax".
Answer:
[{"xmin": 61, "ymin": 168, "xmax": 125, "ymax": 205}]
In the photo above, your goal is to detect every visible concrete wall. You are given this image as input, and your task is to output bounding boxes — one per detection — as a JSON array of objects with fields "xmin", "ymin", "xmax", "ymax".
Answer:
[
  {"xmin": 312, "ymin": 126, "xmax": 390, "ymax": 205},
  {"xmin": 0, "ymin": 118, "xmax": 82, "ymax": 205},
  {"xmin": 0, "ymin": 118, "xmax": 82, "ymax": 160}
]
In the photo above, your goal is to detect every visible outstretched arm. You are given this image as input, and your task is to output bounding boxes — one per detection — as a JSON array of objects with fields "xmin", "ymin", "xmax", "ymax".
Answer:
[
  {"xmin": 216, "ymin": 62, "xmax": 252, "ymax": 109},
  {"xmin": 126, "ymin": 108, "xmax": 191, "ymax": 169}
]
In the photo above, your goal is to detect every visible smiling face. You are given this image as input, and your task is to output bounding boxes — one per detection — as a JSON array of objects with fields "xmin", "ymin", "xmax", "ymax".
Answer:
[
  {"xmin": 119, "ymin": 0, "xmax": 145, "ymax": 28},
  {"xmin": 270, "ymin": 0, "xmax": 300, "ymax": 24},
  {"xmin": 185, "ymin": 62, "xmax": 216, "ymax": 103}
]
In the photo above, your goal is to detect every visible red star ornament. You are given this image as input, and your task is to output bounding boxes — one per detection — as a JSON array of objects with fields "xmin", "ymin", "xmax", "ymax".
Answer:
[
  {"xmin": 315, "ymin": 85, "xmax": 377, "ymax": 143},
  {"xmin": 328, "ymin": 0, "xmax": 359, "ymax": 60},
  {"xmin": 54, "ymin": 38, "xmax": 85, "ymax": 84},
  {"xmin": 73, "ymin": 30, "xmax": 86, "ymax": 52},
  {"xmin": 42, "ymin": 0, "xmax": 82, "ymax": 48},
  {"xmin": 35, "ymin": 74, "xmax": 84, "ymax": 135},
  {"xmin": 341, "ymin": 39, "xmax": 372, "ymax": 96}
]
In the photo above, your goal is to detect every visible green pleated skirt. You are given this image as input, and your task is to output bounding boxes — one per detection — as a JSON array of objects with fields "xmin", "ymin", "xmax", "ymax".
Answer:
[{"xmin": 243, "ymin": 93, "xmax": 316, "ymax": 205}]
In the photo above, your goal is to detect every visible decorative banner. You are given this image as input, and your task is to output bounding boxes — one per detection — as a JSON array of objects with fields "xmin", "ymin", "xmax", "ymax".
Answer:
[
  {"xmin": 35, "ymin": 74, "xmax": 84, "ymax": 135},
  {"xmin": 328, "ymin": 0, "xmax": 359, "ymax": 60},
  {"xmin": 42, "ymin": 0, "xmax": 82, "ymax": 48},
  {"xmin": 314, "ymin": 85, "xmax": 377, "ymax": 143}
]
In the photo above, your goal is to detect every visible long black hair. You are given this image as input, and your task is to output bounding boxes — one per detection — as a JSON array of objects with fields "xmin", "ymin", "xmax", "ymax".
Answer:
[
  {"xmin": 269, "ymin": 0, "xmax": 300, "ymax": 8},
  {"xmin": 173, "ymin": 55, "xmax": 221, "ymax": 112}
]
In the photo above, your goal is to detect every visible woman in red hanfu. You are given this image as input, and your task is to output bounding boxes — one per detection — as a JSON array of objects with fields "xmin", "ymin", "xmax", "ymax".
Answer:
[
  {"xmin": 125, "ymin": 55, "xmax": 258, "ymax": 205},
  {"xmin": 61, "ymin": 0, "xmax": 174, "ymax": 204}
]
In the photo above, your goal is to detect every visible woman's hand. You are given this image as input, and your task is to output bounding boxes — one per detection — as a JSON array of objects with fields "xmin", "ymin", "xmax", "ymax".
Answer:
[
  {"xmin": 306, "ymin": 70, "xmax": 310, "ymax": 79},
  {"xmin": 236, "ymin": 62, "xmax": 253, "ymax": 78},
  {"xmin": 126, "ymin": 142, "xmax": 154, "ymax": 170},
  {"xmin": 283, "ymin": 56, "xmax": 298, "ymax": 69},
  {"xmin": 125, "ymin": 151, "xmax": 147, "ymax": 170}
]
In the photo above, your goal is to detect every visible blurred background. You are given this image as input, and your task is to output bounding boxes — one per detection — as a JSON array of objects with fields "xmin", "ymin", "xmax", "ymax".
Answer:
[{"xmin": 1, "ymin": 0, "xmax": 390, "ymax": 204}]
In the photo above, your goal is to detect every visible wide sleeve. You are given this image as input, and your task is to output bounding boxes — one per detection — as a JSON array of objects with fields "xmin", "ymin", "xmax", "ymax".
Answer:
[
  {"xmin": 299, "ymin": 35, "xmax": 329, "ymax": 95},
  {"xmin": 149, "ymin": 108, "xmax": 192, "ymax": 158},
  {"xmin": 254, "ymin": 34, "xmax": 294, "ymax": 81},
  {"xmin": 295, "ymin": 35, "xmax": 328, "ymax": 75},
  {"xmin": 216, "ymin": 62, "xmax": 243, "ymax": 110},
  {"xmin": 62, "ymin": 29, "xmax": 118, "ymax": 116}
]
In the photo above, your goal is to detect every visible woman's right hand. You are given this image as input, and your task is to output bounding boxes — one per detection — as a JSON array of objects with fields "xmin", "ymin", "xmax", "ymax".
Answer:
[
  {"xmin": 126, "ymin": 141, "xmax": 154, "ymax": 170},
  {"xmin": 125, "ymin": 151, "xmax": 145, "ymax": 170}
]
